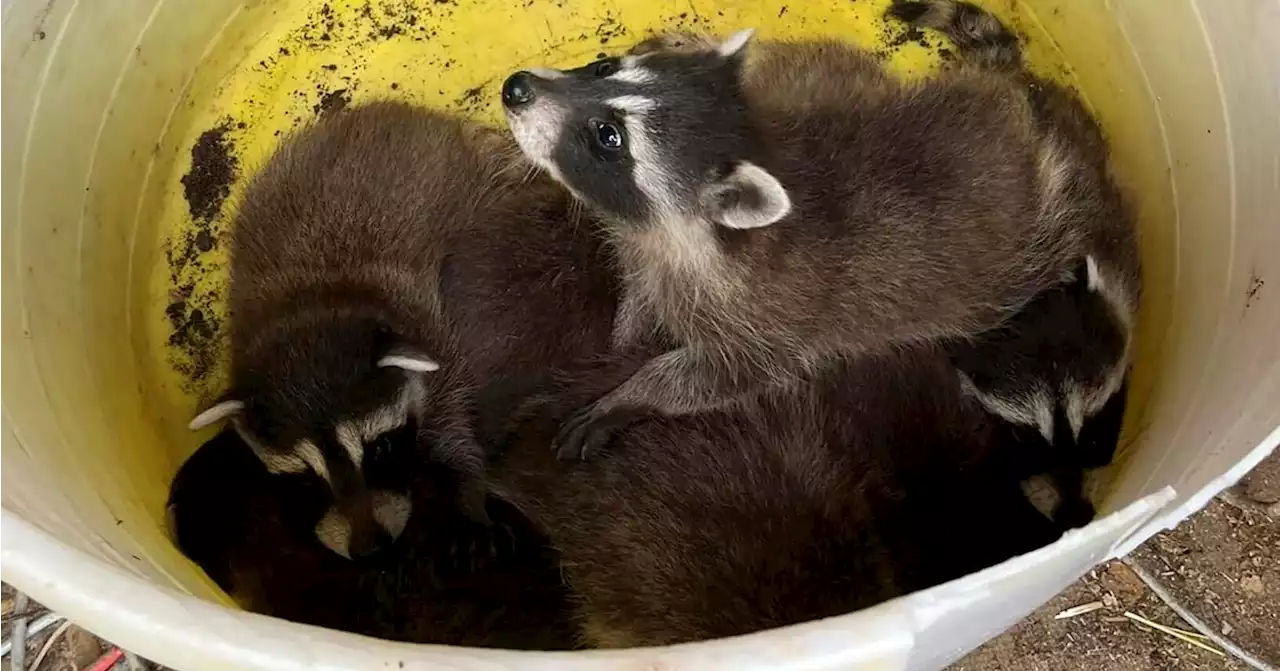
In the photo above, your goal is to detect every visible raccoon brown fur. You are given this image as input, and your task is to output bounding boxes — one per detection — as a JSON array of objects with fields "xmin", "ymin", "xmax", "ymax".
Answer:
[
  {"xmin": 889, "ymin": 0, "xmax": 1140, "ymax": 312},
  {"xmin": 436, "ymin": 174, "xmax": 619, "ymax": 383},
  {"xmin": 487, "ymin": 349, "xmax": 1065, "ymax": 647}
]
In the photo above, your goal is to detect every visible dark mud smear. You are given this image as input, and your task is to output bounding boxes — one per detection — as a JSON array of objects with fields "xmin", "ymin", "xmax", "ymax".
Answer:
[
  {"xmin": 315, "ymin": 87, "xmax": 351, "ymax": 115},
  {"xmin": 594, "ymin": 12, "xmax": 627, "ymax": 46},
  {"xmin": 296, "ymin": 1, "xmax": 443, "ymax": 51},
  {"xmin": 181, "ymin": 123, "xmax": 237, "ymax": 224},
  {"xmin": 873, "ymin": 22, "xmax": 940, "ymax": 63},
  {"xmin": 452, "ymin": 84, "xmax": 489, "ymax": 116},
  {"xmin": 168, "ymin": 120, "xmax": 239, "ymax": 388}
]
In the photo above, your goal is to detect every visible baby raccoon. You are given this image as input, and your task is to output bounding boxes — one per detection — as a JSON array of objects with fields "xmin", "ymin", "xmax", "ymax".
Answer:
[
  {"xmin": 950, "ymin": 258, "xmax": 1131, "ymax": 528},
  {"xmin": 890, "ymin": 0, "xmax": 1142, "ymax": 525},
  {"xmin": 167, "ymin": 428, "xmax": 580, "ymax": 649},
  {"xmin": 188, "ymin": 102, "xmax": 533, "ymax": 557},
  {"xmin": 500, "ymin": 26, "xmax": 1099, "ymax": 459},
  {"xmin": 487, "ymin": 348, "xmax": 1065, "ymax": 647}
]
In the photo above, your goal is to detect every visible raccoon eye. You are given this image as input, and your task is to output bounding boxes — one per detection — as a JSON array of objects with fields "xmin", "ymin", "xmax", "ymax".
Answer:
[
  {"xmin": 591, "ymin": 119, "xmax": 625, "ymax": 151},
  {"xmin": 592, "ymin": 58, "xmax": 620, "ymax": 77},
  {"xmin": 366, "ymin": 422, "xmax": 414, "ymax": 468},
  {"xmin": 370, "ymin": 434, "xmax": 394, "ymax": 460}
]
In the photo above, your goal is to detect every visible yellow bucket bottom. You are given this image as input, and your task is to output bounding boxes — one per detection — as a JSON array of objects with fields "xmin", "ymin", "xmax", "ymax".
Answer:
[{"xmin": 140, "ymin": 0, "xmax": 1083, "ymax": 441}]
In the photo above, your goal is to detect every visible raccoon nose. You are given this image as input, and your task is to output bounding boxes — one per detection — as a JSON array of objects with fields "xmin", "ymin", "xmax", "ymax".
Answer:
[
  {"xmin": 349, "ymin": 528, "xmax": 394, "ymax": 560},
  {"xmin": 502, "ymin": 72, "xmax": 536, "ymax": 107}
]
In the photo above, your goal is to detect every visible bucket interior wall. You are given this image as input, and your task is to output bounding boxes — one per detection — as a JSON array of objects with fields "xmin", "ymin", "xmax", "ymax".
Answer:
[{"xmin": 3, "ymin": 0, "xmax": 1278, "ymax": 668}]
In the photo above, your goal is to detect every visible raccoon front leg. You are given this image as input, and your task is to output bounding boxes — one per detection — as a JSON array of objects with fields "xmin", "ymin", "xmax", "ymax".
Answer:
[
  {"xmin": 609, "ymin": 284, "xmax": 659, "ymax": 351},
  {"xmin": 428, "ymin": 390, "xmax": 494, "ymax": 526},
  {"xmin": 430, "ymin": 429, "xmax": 492, "ymax": 525},
  {"xmin": 551, "ymin": 347, "xmax": 759, "ymax": 460},
  {"xmin": 428, "ymin": 409, "xmax": 529, "ymax": 568}
]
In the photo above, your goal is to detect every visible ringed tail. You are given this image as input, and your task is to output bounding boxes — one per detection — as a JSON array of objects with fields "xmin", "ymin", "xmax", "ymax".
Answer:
[{"xmin": 887, "ymin": 0, "xmax": 1023, "ymax": 71}]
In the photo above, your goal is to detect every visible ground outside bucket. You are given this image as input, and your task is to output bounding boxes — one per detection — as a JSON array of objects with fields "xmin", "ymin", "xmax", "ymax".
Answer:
[{"xmin": 2, "ymin": 0, "xmax": 1279, "ymax": 669}]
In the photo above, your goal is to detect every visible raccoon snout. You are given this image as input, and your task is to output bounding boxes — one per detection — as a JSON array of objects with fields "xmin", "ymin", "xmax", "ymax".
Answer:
[
  {"xmin": 502, "ymin": 72, "xmax": 537, "ymax": 107},
  {"xmin": 347, "ymin": 523, "xmax": 396, "ymax": 560},
  {"xmin": 314, "ymin": 489, "xmax": 411, "ymax": 560}
]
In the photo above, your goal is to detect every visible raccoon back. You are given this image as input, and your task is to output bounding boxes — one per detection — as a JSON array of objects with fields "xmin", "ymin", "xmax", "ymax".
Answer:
[{"xmin": 489, "ymin": 348, "xmax": 1061, "ymax": 646}]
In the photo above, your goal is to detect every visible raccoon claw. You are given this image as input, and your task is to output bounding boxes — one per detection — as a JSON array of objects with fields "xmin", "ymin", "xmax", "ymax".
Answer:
[
  {"xmin": 552, "ymin": 405, "xmax": 641, "ymax": 460},
  {"xmin": 479, "ymin": 522, "xmax": 520, "ymax": 567},
  {"xmin": 497, "ymin": 521, "xmax": 518, "ymax": 556},
  {"xmin": 442, "ymin": 519, "xmax": 516, "ymax": 576}
]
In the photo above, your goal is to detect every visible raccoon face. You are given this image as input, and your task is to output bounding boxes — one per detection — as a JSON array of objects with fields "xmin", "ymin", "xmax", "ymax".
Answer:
[
  {"xmin": 951, "ymin": 256, "xmax": 1133, "ymax": 461},
  {"xmin": 190, "ymin": 336, "xmax": 439, "ymax": 560},
  {"xmin": 499, "ymin": 29, "xmax": 792, "ymax": 232}
]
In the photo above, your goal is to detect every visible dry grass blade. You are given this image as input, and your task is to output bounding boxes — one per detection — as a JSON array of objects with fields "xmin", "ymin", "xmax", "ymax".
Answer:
[
  {"xmin": 1123, "ymin": 611, "xmax": 1225, "ymax": 657},
  {"xmin": 28, "ymin": 619, "xmax": 74, "ymax": 671},
  {"xmin": 1054, "ymin": 601, "xmax": 1105, "ymax": 619}
]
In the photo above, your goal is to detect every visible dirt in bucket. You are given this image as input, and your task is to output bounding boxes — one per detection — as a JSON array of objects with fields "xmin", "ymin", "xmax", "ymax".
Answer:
[
  {"xmin": 179, "ymin": 124, "xmax": 237, "ymax": 226},
  {"xmin": 165, "ymin": 122, "xmax": 238, "ymax": 389}
]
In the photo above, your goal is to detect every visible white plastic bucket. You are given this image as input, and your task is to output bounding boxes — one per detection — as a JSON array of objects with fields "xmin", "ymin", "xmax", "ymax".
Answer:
[{"xmin": 2, "ymin": 0, "xmax": 1278, "ymax": 668}]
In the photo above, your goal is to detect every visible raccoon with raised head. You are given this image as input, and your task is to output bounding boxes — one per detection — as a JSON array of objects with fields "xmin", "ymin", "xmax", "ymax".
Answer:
[
  {"xmin": 188, "ymin": 102, "xmax": 537, "ymax": 558},
  {"xmin": 499, "ymin": 22, "xmax": 1103, "ymax": 460},
  {"xmin": 486, "ymin": 348, "xmax": 1065, "ymax": 647},
  {"xmin": 890, "ymin": 0, "xmax": 1141, "ymax": 526},
  {"xmin": 167, "ymin": 428, "xmax": 580, "ymax": 649}
]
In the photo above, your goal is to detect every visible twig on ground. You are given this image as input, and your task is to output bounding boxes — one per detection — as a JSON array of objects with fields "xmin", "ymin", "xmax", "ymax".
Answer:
[
  {"xmin": 1054, "ymin": 601, "xmax": 1105, "ymax": 619},
  {"xmin": 2, "ymin": 611, "xmax": 66, "ymax": 656},
  {"xmin": 29, "ymin": 619, "xmax": 74, "ymax": 671},
  {"xmin": 10, "ymin": 592, "xmax": 31, "ymax": 670},
  {"xmin": 1123, "ymin": 611, "xmax": 1224, "ymax": 656},
  {"xmin": 1123, "ymin": 556, "xmax": 1278, "ymax": 671}
]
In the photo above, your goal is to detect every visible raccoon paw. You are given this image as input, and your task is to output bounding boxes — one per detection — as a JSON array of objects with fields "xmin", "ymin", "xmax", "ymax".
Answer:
[
  {"xmin": 457, "ymin": 481, "xmax": 493, "ymax": 528},
  {"xmin": 442, "ymin": 519, "xmax": 519, "ymax": 576},
  {"xmin": 1053, "ymin": 497, "xmax": 1097, "ymax": 531},
  {"xmin": 551, "ymin": 404, "xmax": 644, "ymax": 461}
]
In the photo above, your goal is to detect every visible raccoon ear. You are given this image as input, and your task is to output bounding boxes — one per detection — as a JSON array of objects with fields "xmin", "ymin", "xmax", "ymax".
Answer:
[
  {"xmin": 189, "ymin": 399, "xmax": 245, "ymax": 430},
  {"xmin": 1084, "ymin": 255, "xmax": 1103, "ymax": 291},
  {"xmin": 377, "ymin": 345, "xmax": 440, "ymax": 373},
  {"xmin": 701, "ymin": 161, "xmax": 792, "ymax": 229},
  {"xmin": 1065, "ymin": 256, "xmax": 1097, "ymax": 295},
  {"xmin": 718, "ymin": 29, "xmax": 756, "ymax": 59}
]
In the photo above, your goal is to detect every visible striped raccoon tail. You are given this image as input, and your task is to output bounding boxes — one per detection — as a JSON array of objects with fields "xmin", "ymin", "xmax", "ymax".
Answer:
[{"xmin": 888, "ymin": 1, "xmax": 1023, "ymax": 72}]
